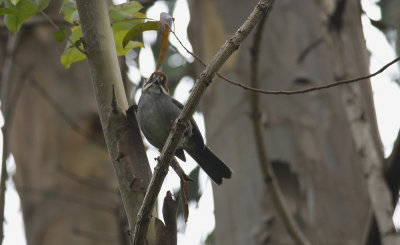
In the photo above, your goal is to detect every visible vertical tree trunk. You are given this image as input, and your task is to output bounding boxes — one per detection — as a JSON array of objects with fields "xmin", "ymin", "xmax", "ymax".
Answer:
[
  {"xmin": 189, "ymin": 0, "xmax": 384, "ymax": 244},
  {"xmin": 3, "ymin": 2, "xmax": 127, "ymax": 244}
]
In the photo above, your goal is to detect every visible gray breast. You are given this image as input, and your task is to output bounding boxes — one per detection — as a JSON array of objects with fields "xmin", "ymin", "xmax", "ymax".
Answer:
[{"xmin": 137, "ymin": 92, "xmax": 180, "ymax": 148}]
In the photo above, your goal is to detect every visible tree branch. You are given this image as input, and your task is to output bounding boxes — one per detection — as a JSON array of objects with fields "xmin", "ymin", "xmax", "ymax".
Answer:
[
  {"xmin": 131, "ymin": 1, "xmax": 274, "ymax": 244},
  {"xmin": 248, "ymin": 11, "xmax": 311, "ymax": 245},
  {"xmin": 37, "ymin": 8, "xmax": 85, "ymax": 54},
  {"xmin": 171, "ymin": 30, "xmax": 400, "ymax": 95},
  {"xmin": 75, "ymin": 1, "xmax": 152, "ymax": 243}
]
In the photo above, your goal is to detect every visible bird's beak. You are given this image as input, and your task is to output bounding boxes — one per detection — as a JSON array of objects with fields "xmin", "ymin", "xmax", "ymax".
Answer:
[{"xmin": 153, "ymin": 76, "xmax": 161, "ymax": 85}]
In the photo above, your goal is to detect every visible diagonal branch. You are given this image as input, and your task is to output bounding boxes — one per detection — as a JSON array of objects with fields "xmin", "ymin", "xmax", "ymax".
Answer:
[
  {"xmin": 36, "ymin": 8, "xmax": 85, "ymax": 54},
  {"xmin": 248, "ymin": 12, "xmax": 310, "ymax": 245},
  {"xmin": 131, "ymin": 1, "xmax": 274, "ymax": 244}
]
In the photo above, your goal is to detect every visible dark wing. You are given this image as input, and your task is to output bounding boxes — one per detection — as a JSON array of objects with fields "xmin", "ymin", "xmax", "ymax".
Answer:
[{"xmin": 171, "ymin": 97, "xmax": 205, "ymax": 147}]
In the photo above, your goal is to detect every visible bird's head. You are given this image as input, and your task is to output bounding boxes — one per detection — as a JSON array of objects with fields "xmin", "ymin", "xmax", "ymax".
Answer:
[{"xmin": 143, "ymin": 71, "xmax": 169, "ymax": 94}]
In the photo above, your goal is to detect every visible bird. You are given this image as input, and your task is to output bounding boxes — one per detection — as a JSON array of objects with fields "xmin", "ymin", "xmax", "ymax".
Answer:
[{"xmin": 137, "ymin": 71, "xmax": 232, "ymax": 185}]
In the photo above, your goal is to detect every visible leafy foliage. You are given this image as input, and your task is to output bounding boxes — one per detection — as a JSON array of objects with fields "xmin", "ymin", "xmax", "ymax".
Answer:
[
  {"xmin": 60, "ymin": 1, "xmax": 148, "ymax": 68},
  {"xmin": 122, "ymin": 21, "xmax": 158, "ymax": 48},
  {"xmin": 59, "ymin": 25, "xmax": 84, "ymax": 68},
  {"xmin": 53, "ymin": 26, "xmax": 66, "ymax": 42},
  {"xmin": 0, "ymin": 0, "xmax": 49, "ymax": 33},
  {"xmin": 60, "ymin": 0, "xmax": 78, "ymax": 24},
  {"xmin": 109, "ymin": 1, "xmax": 143, "ymax": 22},
  {"xmin": 0, "ymin": 0, "xmax": 168, "ymax": 68}
]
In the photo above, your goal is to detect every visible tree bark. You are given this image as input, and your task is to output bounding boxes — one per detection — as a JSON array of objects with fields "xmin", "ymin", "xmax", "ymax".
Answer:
[
  {"xmin": 188, "ymin": 0, "xmax": 388, "ymax": 244},
  {"xmin": 76, "ymin": 2, "xmax": 153, "ymax": 243}
]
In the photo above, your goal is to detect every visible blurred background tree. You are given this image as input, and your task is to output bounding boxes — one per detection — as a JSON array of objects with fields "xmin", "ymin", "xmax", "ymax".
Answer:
[
  {"xmin": 187, "ymin": 0, "xmax": 399, "ymax": 244},
  {"xmin": 0, "ymin": 0, "xmax": 399, "ymax": 245},
  {"xmin": 1, "ymin": 1, "xmax": 127, "ymax": 244}
]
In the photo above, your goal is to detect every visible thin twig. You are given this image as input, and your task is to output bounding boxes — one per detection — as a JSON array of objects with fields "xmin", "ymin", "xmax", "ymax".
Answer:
[
  {"xmin": 171, "ymin": 29, "xmax": 400, "ymax": 95},
  {"xmin": 36, "ymin": 9, "xmax": 86, "ymax": 54},
  {"xmin": 132, "ymin": 1, "xmax": 274, "ymax": 244},
  {"xmin": 27, "ymin": 0, "xmax": 85, "ymax": 53},
  {"xmin": 0, "ymin": 15, "xmax": 65, "ymax": 28},
  {"xmin": 248, "ymin": 11, "xmax": 311, "ymax": 245}
]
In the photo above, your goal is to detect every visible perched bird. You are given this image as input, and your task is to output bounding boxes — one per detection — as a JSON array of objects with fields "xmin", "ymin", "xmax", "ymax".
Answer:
[{"xmin": 137, "ymin": 71, "xmax": 232, "ymax": 184}]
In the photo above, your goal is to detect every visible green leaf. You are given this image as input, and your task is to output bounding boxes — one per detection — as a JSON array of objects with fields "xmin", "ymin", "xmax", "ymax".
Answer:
[
  {"xmin": 61, "ymin": 1, "xmax": 147, "ymax": 68},
  {"xmin": 0, "ymin": 8, "xmax": 18, "ymax": 15},
  {"xmin": 3, "ymin": 0, "xmax": 49, "ymax": 34},
  {"xmin": 112, "ymin": 12, "xmax": 146, "ymax": 32},
  {"xmin": 60, "ymin": 46, "xmax": 85, "ymax": 68},
  {"xmin": 109, "ymin": 1, "xmax": 142, "ymax": 22},
  {"xmin": 53, "ymin": 26, "xmax": 66, "ymax": 42},
  {"xmin": 111, "ymin": 8, "xmax": 147, "ymax": 57},
  {"xmin": 60, "ymin": 25, "xmax": 85, "ymax": 68},
  {"xmin": 114, "ymin": 28, "xmax": 144, "ymax": 56},
  {"xmin": 122, "ymin": 21, "xmax": 158, "ymax": 47},
  {"xmin": 60, "ymin": 0, "xmax": 77, "ymax": 24},
  {"xmin": 32, "ymin": 0, "xmax": 48, "ymax": 10}
]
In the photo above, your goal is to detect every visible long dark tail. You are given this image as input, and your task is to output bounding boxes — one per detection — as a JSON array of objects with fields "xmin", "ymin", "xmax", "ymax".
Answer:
[{"xmin": 187, "ymin": 146, "xmax": 232, "ymax": 185}]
